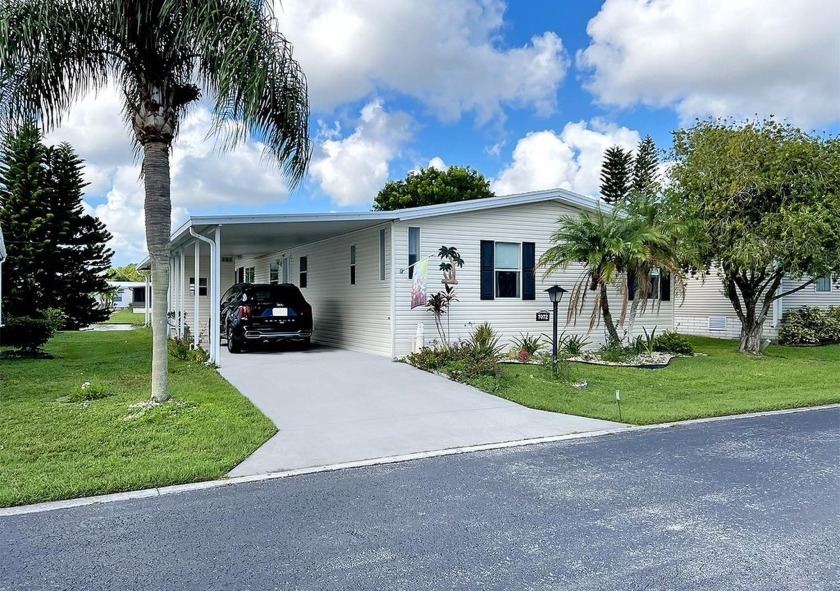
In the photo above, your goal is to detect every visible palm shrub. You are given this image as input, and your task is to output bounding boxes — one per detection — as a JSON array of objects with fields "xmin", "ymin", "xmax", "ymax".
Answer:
[{"xmin": 0, "ymin": 0, "xmax": 310, "ymax": 402}]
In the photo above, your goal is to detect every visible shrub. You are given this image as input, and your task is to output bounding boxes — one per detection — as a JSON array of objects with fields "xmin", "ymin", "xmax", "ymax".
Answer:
[
  {"xmin": 652, "ymin": 330, "xmax": 694, "ymax": 355},
  {"xmin": 562, "ymin": 334, "xmax": 590, "ymax": 356},
  {"xmin": 62, "ymin": 381, "xmax": 114, "ymax": 402},
  {"xmin": 168, "ymin": 337, "xmax": 210, "ymax": 363},
  {"xmin": 598, "ymin": 341, "xmax": 630, "ymax": 363},
  {"xmin": 779, "ymin": 307, "xmax": 840, "ymax": 345},
  {"xmin": 511, "ymin": 333, "xmax": 545, "ymax": 362},
  {"xmin": 407, "ymin": 328, "xmax": 502, "ymax": 383},
  {"xmin": 2, "ymin": 315, "xmax": 60, "ymax": 354},
  {"xmin": 468, "ymin": 322, "xmax": 504, "ymax": 358}
]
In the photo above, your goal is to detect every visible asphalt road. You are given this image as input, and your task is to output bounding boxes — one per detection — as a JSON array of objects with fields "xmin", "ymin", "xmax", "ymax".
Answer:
[{"xmin": 1, "ymin": 408, "xmax": 838, "ymax": 591}]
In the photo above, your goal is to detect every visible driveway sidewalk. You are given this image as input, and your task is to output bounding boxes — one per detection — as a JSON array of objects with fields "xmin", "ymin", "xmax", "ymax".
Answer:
[{"xmin": 219, "ymin": 346, "xmax": 622, "ymax": 476}]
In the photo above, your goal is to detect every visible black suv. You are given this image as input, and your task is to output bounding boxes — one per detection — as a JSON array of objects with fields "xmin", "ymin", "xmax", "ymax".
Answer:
[{"xmin": 220, "ymin": 283, "xmax": 313, "ymax": 353}]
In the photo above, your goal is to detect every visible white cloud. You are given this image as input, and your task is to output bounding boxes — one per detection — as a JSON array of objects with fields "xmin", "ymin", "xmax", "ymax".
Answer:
[
  {"xmin": 427, "ymin": 157, "xmax": 447, "ymax": 171},
  {"xmin": 492, "ymin": 120, "xmax": 640, "ymax": 197},
  {"xmin": 309, "ymin": 100, "xmax": 414, "ymax": 206},
  {"xmin": 46, "ymin": 89, "xmax": 296, "ymax": 263},
  {"xmin": 578, "ymin": 0, "xmax": 840, "ymax": 126},
  {"xmin": 277, "ymin": 0, "xmax": 569, "ymax": 123}
]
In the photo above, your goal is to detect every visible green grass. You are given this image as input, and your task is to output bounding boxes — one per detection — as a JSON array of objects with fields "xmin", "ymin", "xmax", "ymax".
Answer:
[
  {"xmin": 469, "ymin": 337, "xmax": 840, "ymax": 425},
  {"xmin": 0, "ymin": 329, "xmax": 276, "ymax": 508},
  {"xmin": 102, "ymin": 309, "xmax": 146, "ymax": 325}
]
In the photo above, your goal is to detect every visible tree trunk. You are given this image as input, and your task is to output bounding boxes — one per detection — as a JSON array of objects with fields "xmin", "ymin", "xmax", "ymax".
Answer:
[
  {"xmin": 739, "ymin": 318, "xmax": 765, "ymax": 355},
  {"xmin": 143, "ymin": 141, "xmax": 172, "ymax": 403},
  {"xmin": 599, "ymin": 283, "xmax": 621, "ymax": 343}
]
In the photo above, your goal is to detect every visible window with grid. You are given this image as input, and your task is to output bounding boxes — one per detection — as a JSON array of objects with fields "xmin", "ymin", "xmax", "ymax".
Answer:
[
  {"xmin": 816, "ymin": 276, "xmax": 832, "ymax": 292},
  {"xmin": 299, "ymin": 256, "xmax": 308, "ymax": 288},
  {"xmin": 494, "ymin": 242, "xmax": 521, "ymax": 298}
]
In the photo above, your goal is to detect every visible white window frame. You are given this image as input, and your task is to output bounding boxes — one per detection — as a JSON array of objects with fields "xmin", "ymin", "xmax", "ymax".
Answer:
[
  {"xmin": 350, "ymin": 245, "xmax": 356, "ymax": 285},
  {"xmin": 299, "ymin": 256, "xmax": 308, "ymax": 288},
  {"xmin": 815, "ymin": 276, "xmax": 832, "ymax": 293},
  {"xmin": 494, "ymin": 241, "xmax": 521, "ymax": 299},
  {"xmin": 408, "ymin": 227, "xmax": 420, "ymax": 279},
  {"xmin": 244, "ymin": 266, "xmax": 255, "ymax": 283},
  {"xmin": 269, "ymin": 260, "xmax": 280, "ymax": 284}
]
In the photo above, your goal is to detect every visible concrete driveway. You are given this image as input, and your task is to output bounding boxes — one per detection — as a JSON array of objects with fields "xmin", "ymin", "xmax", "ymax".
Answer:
[{"xmin": 219, "ymin": 346, "xmax": 622, "ymax": 476}]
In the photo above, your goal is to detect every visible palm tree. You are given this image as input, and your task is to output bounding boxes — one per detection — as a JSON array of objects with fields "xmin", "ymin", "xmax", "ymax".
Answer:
[
  {"xmin": 0, "ymin": 0, "xmax": 311, "ymax": 402},
  {"xmin": 539, "ymin": 209, "xmax": 655, "ymax": 343}
]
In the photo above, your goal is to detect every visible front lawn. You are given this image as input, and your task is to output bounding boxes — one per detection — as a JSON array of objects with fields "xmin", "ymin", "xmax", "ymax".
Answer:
[
  {"xmin": 102, "ymin": 309, "xmax": 146, "ymax": 325},
  {"xmin": 0, "ymin": 329, "xmax": 276, "ymax": 508},
  {"xmin": 469, "ymin": 337, "xmax": 840, "ymax": 425}
]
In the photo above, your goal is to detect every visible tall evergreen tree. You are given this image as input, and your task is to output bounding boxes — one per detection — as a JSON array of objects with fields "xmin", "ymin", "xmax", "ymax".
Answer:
[
  {"xmin": 46, "ymin": 142, "xmax": 113, "ymax": 328},
  {"xmin": 632, "ymin": 136, "xmax": 659, "ymax": 194},
  {"xmin": 599, "ymin": 145, "xmax": 633, "ymax": 205},
  {"xmin": 0, "ymin": 125, "xmax": 53, "ymax": 321},
  {"xmin": 0, "ymin": 125, "xmax": 113, "ymax": 328}
]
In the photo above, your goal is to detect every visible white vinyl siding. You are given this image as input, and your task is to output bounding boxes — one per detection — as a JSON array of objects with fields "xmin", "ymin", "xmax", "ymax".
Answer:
[
  {"xmin": 676, "ymin": 271, "xmax": 840, "ymax": 340},
  {"xmin": 234, "ymin": 224, "xmax": 392, "ymax": 355},
  {"xmin": 392, "ymin": 200, "xmax": 674, "ymax": 356},
  {"xmin": 379, "ymin": 229, "xmax": 387, "ymax": 281}
]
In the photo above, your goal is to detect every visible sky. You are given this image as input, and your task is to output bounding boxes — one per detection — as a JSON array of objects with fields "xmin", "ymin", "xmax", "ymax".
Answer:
[{"xmin": 44, "ymin": 0, "xmax": 840, "ymax": 266}]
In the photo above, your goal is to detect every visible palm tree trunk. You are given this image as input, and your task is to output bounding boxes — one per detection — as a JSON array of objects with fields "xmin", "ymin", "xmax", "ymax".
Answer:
[
  {"xmin": 143, "ymin": 141, "xmax": 172, "ymax": 403},
  {"xmin": 599, "ymin": 282, "xmax": 621, "ymax": 343}
]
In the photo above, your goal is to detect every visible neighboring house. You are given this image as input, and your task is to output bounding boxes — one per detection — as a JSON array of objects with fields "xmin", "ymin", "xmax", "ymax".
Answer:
[
  {"xmin": 106, "ymin": 281, "xmax": 149, "ymax": 313},
  {"xmin": 139, "ymin": 189, "xmax": 676, "ymax": 365},
  {"xmin": 675, "ymin": 272, "xmax": 839, "ymax": 340}
]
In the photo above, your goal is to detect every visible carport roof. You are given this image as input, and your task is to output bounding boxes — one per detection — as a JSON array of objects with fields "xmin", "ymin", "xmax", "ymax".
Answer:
[{"xmin": 137, "ymin": 187, "xmax": 603, "ymax": 267}]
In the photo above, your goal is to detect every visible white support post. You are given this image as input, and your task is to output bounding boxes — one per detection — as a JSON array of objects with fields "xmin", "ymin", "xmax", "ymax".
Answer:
[
  {"xmin": 167, "ymin": 256, "xmax": 173, "ymax": 335},
  {"xmin": 178, "ymin": 248, "xmax": 186, "ymax": 339},
  {"xmin": 190, "ymin": 227, "xmax": 218, "ymax": 365},
  {"xmin": 193, "ymin": 240, "xmax": 200, "ymax": 349},
  {"xmin": 213, "ymin": 226, "xmax": 222, "ymax": 365}
]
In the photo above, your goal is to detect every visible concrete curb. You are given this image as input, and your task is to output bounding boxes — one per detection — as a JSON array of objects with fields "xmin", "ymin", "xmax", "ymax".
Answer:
[{"xmin": 2, "ymin": 403, "xmax": 837, "ymax": 518}]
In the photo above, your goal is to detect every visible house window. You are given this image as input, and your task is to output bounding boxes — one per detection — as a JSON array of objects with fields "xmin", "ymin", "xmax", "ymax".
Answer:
[
  {"xmin": 269, "ymin": 260, "xmax": 280, "ymax": 284},
  {"xmin": 627, "ymin": 269, "xmax": 671, "ymax": 302},
  {"xmin": 299, "ymin": 256, "xmax": 308, "ymax": 288},
  {"xmin": 379, "ymin": 229, "xmax": 387, "ymax": 281},
  {"xmin": 350, "ymin": 245, "xmax": 356, "ymax": 285},
  {"xmin": 480, "ymin": 240, "xmax": 535, "ymax": 301},
  {"xmin": 408, "ymin": 227, "xmax": 420, "ymax": 279},
  {"xmin": 244, "ymin": 266, "xmax": 255, "ymax": 283},
  {"xmin": 494, "ymin": 242, "xmax": 521, "ymax": 298},
  {"xmin": 816, "ymin": 276, "xmax": 832, "ymax": 293},
  {"xmin": 189, "ymin": 277, "xmax": 208, "ymax": 296}
]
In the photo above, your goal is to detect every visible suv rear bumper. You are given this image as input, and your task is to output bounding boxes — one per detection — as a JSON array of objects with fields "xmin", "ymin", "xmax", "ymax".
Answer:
[{"xmin": 242, "ymin": 329, "xmax": 312, "ymax": 342}]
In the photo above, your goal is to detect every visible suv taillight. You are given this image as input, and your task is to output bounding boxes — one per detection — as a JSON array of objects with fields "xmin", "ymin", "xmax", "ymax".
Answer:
[{"xmin": 240, "ymin": 305, "xmax": 252, "ymax": 319}]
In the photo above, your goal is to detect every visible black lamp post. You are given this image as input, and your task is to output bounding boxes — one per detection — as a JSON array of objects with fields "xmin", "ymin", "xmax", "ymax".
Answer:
[{"xmin": 545, "ymin": 284, "xmax": 568, "ymax": 369}]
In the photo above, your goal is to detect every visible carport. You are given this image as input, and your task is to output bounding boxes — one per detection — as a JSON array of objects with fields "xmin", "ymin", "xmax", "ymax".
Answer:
[
  {"xmin": 219, "ymin": 345, "xmax": 623, "ymax": 476},
  {"xmin": 139, "ymin": 211, "xmax": 398, "ymax": 365}
]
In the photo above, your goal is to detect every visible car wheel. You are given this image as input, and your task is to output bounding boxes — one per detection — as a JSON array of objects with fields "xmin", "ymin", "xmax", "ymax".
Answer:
[{"xmin": 227, "ymin": 324, "xmax": 242, "ymax": 354}]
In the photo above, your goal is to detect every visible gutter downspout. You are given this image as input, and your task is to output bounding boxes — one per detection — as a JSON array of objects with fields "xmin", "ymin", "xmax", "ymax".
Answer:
[{"xmin": 190, "ymin": 228, "xmax": 217, "ymax": 365}]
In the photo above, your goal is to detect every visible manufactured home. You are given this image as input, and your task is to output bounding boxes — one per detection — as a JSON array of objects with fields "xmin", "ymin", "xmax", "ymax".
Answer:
[
  {"xmin": 676, "ymin": 273, "xmax": 839, "ymax": 340},
  {"xmin": 140, "ymin": 189, "xmax": 676, "ymax": 365}
]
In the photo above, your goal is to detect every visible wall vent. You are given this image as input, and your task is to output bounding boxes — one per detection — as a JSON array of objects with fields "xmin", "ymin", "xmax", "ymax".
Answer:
[{"xmin": 708, "ymin": 316, "xmax": 727, "ymax": 331}]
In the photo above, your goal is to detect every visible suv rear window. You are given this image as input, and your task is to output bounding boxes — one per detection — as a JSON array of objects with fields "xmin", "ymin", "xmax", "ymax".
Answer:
[{"xmin": 246, "ymin": 284, "xmax": 305, "ymax": 304}]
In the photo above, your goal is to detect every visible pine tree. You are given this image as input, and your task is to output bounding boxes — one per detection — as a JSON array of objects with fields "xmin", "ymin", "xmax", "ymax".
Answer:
[
  {"xmin": 632, "ymin": 136, "xmax": 659, "ymax": 194},
  {"xmin": 599, "ymin": 145, "xmax": 633, "ymax": 205},
  {"xmin": 0, "ymin": 126, "xmax": 113, "ymax": 328},
  {"xmin": 46, "ymin": 142, "xmax": 113, "ymax": 328},
  {"xmin": 0, "ymin": 125, "xmax": 53, "ymax": 320}
]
